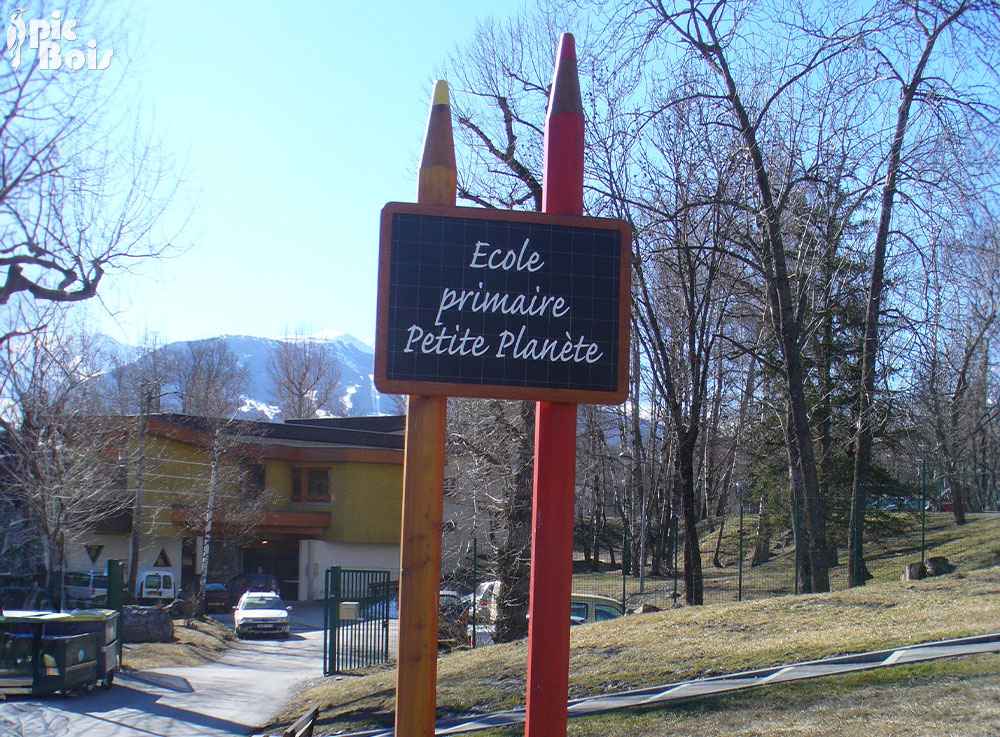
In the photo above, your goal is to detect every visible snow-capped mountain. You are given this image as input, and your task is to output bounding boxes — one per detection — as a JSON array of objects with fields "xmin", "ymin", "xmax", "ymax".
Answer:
[{"xmin": 113, "ymin": 332, "xmax": 399, "ymax": 419}]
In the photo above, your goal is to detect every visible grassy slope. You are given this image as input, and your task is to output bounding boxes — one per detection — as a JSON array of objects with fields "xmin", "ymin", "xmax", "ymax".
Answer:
[
  {"xmin": 573, "ymin": 511, "xmax": 1000, "ymax": 605},
  {"xmin": 268, "ymin": 554, "xmax": 1000, "ymax": 735},
  {"xmin": 559, "ymin": 656, "xmax": 1000, "ymax": 737}
]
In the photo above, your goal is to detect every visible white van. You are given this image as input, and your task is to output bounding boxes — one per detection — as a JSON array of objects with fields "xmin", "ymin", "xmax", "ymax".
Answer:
[
  {"xmin": 135, "ymin": 570, "xmax": 177, "ymax": 603},
  {"xmin": 63, "ymin": 570, "xmax": 109, "ymax": 608}
]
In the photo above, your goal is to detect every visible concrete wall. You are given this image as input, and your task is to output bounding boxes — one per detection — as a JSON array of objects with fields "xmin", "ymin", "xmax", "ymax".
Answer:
[
  {"xmin": 64, "ymin": 534, "xmax": 182, "ymax": 593},
  {"xmin": 297, "ymin": 539, "xmax": 399, "ymax": 601}
]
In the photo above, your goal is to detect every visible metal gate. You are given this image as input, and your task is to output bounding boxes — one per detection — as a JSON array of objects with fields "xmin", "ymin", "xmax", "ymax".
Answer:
[{"xmin": 323, "ymin": 567, "xmax": 393, "ymax": 675}]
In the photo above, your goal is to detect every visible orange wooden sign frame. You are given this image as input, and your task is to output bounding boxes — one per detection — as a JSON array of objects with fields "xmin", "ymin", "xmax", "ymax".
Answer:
[{"xmin": 374, "ymin": 202, "xmax": 631, "ymax": 404}]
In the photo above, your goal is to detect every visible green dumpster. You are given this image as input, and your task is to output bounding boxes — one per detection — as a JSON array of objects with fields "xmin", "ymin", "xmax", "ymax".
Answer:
[
  {"xmin": 0, "ymin": 609, "xmax": 116, "ymax": 694},
  {"xmin": 0, "ymin": 623, "xmax": 35, "ymax": 694},
  {"xmin": 48, "ymin": 609, "xmax": 120, "ymax": 687}
]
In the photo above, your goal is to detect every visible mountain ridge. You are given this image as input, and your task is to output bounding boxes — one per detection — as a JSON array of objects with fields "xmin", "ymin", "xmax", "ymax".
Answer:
[{"xmin": 111, "ymin": 332, "xmax": 397, "ymax": 420}]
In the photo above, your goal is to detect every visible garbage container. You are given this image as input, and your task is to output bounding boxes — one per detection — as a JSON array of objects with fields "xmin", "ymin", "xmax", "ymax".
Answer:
[
  {"xmin": 55, "ymin": 609, "xmax": 120, "ymax": 687},
  {"xmin": 0, "ymin": 609, "xmax": 112, "ymax": 694},
  {"xmin": 37, "ymin": 631, "xmax": 98, "ymax": 692},
  {"xmin": 0, "ymin": 623, "xmax": 36, "ymax": 694}
]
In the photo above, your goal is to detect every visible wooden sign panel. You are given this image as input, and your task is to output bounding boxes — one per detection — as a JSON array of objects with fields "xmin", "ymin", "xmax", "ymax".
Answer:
[{"xmin": 375, "ymin": 203, "xmax": 631, "ymax": 403}]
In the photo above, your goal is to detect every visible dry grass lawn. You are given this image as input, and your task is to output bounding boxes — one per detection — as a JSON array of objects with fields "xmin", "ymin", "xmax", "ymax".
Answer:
[
  {"xmin": 267, "ymin": 565, "xmax": 1000, "ymax": 735},
  {"xmin": 544, "ymin": 656, "xmax": 1000, "ymax": 737},
  {"xmin": 122, "ymin": 617, "xmax": 235, "ymax": 670}
]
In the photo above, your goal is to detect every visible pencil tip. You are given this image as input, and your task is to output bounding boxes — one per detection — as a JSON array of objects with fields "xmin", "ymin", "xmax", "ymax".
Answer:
[
  {"xmin": 549, "ymin": 34, "xmax": 582, "ymax": 117},
  {"xmin": 431, "ymin": 80, "xmax": 450, "ymax": 108},
  {"xmin": 558, "ymin": 33, "xmax": 576, "ymax": 61}
]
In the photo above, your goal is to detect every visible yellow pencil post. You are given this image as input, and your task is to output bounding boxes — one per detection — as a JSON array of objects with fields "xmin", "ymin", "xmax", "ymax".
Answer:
[{"xmin": 394, "ymin": 80, "xmax": 456, "ymax": 737}]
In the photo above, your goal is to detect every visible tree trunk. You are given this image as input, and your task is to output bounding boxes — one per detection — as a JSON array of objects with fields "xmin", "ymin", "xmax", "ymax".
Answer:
[
  {"xmin": 199, "ymin": 435, "xmax": 220, "ymax": 610},
  {"xmin": 751, "ymin": 491, "xmax": 771, "ymax": 567},
  {"xmin": 678, "ymin": 433, "xmax": 703, "ymax": 605},
  {"xmin": 494, "ymin": 402, "xmax": 534, "ymax": 643},
  {"xmin": 128, "ymin": 412, "xmax": 148, "ymax": 596},
  {"xmin": 712, "ymin": 512, "xmax": 727, "ymax": 569},
  {"xmin": 852, "ymin": 1, "xmax": 968, "ymax": 575},
  {"xmin": 785, "ymin": 405, "xmax": 812, "ymax": 594}
]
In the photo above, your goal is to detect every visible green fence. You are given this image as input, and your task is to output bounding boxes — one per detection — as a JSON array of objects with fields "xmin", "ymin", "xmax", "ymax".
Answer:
[{"xmin": 323, "ymin": 567, "xmax": 393, "ymax": 675}]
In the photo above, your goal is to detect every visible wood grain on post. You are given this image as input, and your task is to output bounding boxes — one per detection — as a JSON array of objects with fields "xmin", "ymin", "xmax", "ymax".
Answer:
[{"xmin": 394, "ymin": 80, "xmax": 455, "ymax": 737}]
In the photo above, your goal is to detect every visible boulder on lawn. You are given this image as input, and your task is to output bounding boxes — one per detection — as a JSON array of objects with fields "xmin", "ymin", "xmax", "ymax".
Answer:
[
  {"xmin": 122, "ymin": 605, "xmax": 174, "ymax": 643},
  {"xmin": 925, "ymin": 556, "xmax": 956, "ymax": 576},
  {"xmin": 902, "ymin": 561, "xmax": 927, "ymax": 581}
]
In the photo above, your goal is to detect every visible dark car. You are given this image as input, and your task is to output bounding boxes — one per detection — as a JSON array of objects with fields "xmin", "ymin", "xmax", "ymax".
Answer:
[
  {"xmin": 204, "ymin": 582, "xmax": 230, "ymax": 613},
  {"xmin": 227, "ymin": 573, "xmax": 280, "ymax": 603}
]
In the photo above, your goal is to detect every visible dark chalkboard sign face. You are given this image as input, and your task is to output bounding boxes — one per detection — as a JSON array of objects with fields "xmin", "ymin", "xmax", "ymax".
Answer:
[{"xmin": 375, "ymin": 203, "xmax": 631, "ymax": 403}]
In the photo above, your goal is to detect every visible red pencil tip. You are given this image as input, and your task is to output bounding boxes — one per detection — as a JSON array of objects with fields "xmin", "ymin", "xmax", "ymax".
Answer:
[
  {"xmin": 548, "ymin": 33, "xmax": 582, "ymax": 117},
  {"xmin": 558, "ymin": 33, "xmax": 576, "ymax": 61}
]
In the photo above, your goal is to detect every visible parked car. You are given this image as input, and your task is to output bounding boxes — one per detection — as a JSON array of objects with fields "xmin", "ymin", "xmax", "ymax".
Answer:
[
  {"xmin": 0, "ymin": 573, "xmax": 45, "ymax": 610},
  {"xmin": 926, "ymin": 489, "xmax": 972, "ymax": 513},
  {"xmin": 438, "ymin": 590, "xmax": 467, "ymax": 649},
  {"xmin": 63, "ymin": 571, "xmax": 108, "ymax": 608},
  {"xmin": 469, "ymin": 591, "xmax": 624, "ymax": 646},
  {"xmin": 569, "ymin": 594, "xmax": 624, "ymax": 624},
  {"xmin": 233, "ymin": 591, "xmax": 292, "ymax": 639},
  {"xmin": 204, "ymin": 582, "xmax": 230, "ymax": 613},
  {"xmin": 227, "ymin": 573, "xmax": 280, "ymax": 603},
  {"xmin": 870, "ymin": 494, "xmax": 921, "ymax": 513},
  {"xmin": 931, "ymin": 497, "xmax": 972, "ymax": 513},
  {"xmin": 470, "ymin": 580, "xmax": 501, "ymax": 624},
  {"xmin": 361, "ymin": 595, "xmax": 399, "ymax": 621},
  {"xmin": 135, "ymin": 570, "xmax": 177, "ymax": 604}
]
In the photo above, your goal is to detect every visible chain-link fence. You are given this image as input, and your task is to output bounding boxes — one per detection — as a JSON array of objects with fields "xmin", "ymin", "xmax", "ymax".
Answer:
[{"xmin": 569, "ymin": 471, "xmax": 1000, "ymax": 611}]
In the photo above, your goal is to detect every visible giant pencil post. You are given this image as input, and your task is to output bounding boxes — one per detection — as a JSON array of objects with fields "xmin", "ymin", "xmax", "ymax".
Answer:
[
  {"xmin": 525, "ymin": 34, "xmax": 584, "ymax": 737},
  {"xmin": 395, "ymin": 80, "xmax": 455, "ymax": 737}
]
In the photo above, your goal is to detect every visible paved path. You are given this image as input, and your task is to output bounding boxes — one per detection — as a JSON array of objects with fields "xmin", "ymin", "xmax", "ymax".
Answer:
[{"xmin": 0, "ymin": 605, "xmax": 329, "ymax": 737}]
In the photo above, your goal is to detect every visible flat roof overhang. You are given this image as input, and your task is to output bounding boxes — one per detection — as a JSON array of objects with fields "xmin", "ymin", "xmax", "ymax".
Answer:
[{"xmin": 171, "ymin": 507, "xmax": 331, "ymax": 538}]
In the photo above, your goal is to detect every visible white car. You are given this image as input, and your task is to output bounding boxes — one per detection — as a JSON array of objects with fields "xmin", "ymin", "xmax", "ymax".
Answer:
[{"xmin": 233, "ymin": 591, "xmax": 292, "ymax": 639}]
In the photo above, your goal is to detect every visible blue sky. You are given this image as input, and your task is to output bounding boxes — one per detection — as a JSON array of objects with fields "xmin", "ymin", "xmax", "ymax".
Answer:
[{"xmin": 96, "ymin": 0, "xmax": 526, "ymax": 347}]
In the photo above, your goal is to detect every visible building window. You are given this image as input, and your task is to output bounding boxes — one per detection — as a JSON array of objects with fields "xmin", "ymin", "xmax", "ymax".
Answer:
[
  {"xmin": 242, "ymin": 464, "xmax": 266, "ymax": 503},
  {"xmin": 291, "ymin": 468, "xmax": 330, "ymax": 502}
]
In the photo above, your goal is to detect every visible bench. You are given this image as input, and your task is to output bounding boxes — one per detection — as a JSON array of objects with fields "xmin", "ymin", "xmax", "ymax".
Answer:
[{"xmin": 282, "ymin": 705, "xmax": 319, "ymax": 737}]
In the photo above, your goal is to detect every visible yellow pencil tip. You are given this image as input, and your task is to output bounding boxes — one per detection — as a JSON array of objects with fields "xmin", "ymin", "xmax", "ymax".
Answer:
[{"xmin": 431, "ymin": 80, "xmax": 450, "ymax": 107}]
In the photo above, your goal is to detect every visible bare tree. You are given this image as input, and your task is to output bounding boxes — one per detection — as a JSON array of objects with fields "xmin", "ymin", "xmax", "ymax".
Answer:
[
  {"xmin": 849, "ymin": 0, "xmax": 1000, "ymax": 573},
  {"xmin": 105, "ymin": 332, "xmax": 172, "ymax": 595},
  {"xmin": 267, "ymin": 336, "xmax": 343, "ymax": 419},
  {"xmin": 169, "ymin": 339, "xmax": 252, "ymax": 607},
  {"xmin": 447, "ymin": 398, "xmax": 534, "ymax": 642},
  {"xmin": 0, "ymin": 2, "xmax": 183, "ymax": 345},
  {"xmin": 913, "ymin": 233, "xmax": 1000, "ymax": 523},
  {"xmin": 173, "ymin": 340, "xmax": 248, "ymax": 417},
  {"xmin": 0, "ymin": 311, "xmax": 127, "ymax": 606}
]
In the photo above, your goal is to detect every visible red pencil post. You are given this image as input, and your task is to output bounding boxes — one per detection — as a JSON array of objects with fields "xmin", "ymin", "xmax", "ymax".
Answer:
[{"xmin": 525, "ymin": 33, "xmax": 584, "ymax": 737}]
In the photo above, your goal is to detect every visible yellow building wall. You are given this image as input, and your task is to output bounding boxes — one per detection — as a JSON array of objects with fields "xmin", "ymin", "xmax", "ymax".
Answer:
[
  {"xmin": 134, "ymin": 435, "xmax": 226, "ymax": 539},
  {"xmin": 127, "ymin": 435, "xmax": 403, "ymax": 546},
  {"xmin": 330, "ymin": 462, "xmax": 402, "ymax": 543},
  {"xmin": 263, "ymin": 459, "xmax": 402, "ymax": 544}
]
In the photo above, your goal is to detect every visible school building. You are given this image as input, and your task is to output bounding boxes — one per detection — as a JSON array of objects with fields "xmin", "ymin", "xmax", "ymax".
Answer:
[{"xmin": 65, "ymin": 414, "xmax": 405, "ymax": 601}]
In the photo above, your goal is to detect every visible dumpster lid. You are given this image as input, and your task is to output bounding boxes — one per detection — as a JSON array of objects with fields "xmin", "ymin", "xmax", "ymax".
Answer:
[{"xmin": 1, "ymin": 609, "xmax": 115, "ymax": 623}]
